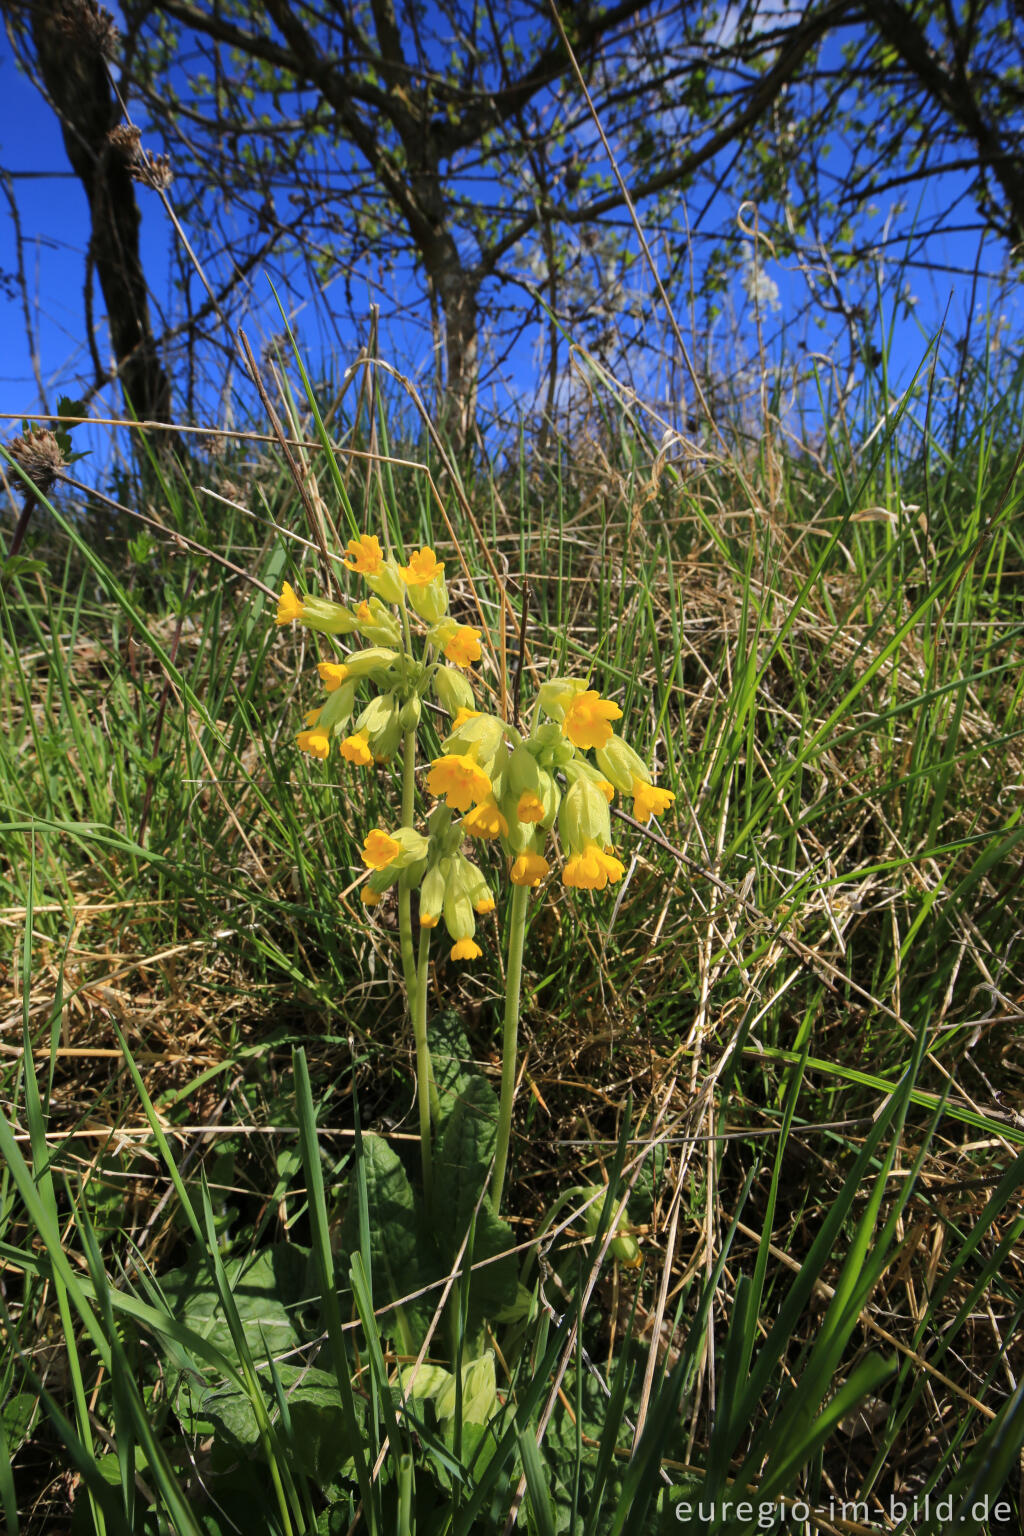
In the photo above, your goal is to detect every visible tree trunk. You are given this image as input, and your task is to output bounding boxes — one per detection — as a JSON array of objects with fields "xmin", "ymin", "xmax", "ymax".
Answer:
[
  {"xmin": 30, "ymin": 1, "xmax": 172, "ymax": 428},
  {"xmin": 434, "ymin": 259, "xmax": 479, "ymax": 452}
]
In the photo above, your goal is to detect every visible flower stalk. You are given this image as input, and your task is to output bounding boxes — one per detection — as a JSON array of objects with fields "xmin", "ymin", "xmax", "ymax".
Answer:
[{"xmin": 492, "ymin": 881, "xmax": 528, "ymax": 1213}]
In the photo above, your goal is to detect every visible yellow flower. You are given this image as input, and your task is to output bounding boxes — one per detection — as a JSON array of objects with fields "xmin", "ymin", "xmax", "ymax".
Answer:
[
  {"xmin": 516, "ymin": 790, "xmax": 545, "ymax": 824},
  {"xmin": 401, "ymin": 547, "xmax": 445, "ymax": 586},
  {"xmin": 340, "ymin": 729, "xmax": 373, "ymax": 766},
  {"xmin": 597, "ymin": 846, "xmax": 626, "ymax": 882},
  {"xmin": 596, "ymin": 779, "xmax": 615, "ymax": 803},
  {"xmin": 420, "ymin": 912, "xmax": 440, "ymax": 928},
  {"xmin": 443, "ymin": 625, "xmax": 482, "ymax": 668},
  {"xmin": 474, "ymin": 895, "xmax": 496, "ymax": 914},
  {"xmin": 510, "ymin": 850, "xmax": 550, "ymax": 887},
  {"xmin": 355, "ymin": 600, "xmax": 373, "ymax": 623},
  {"xmin": 276, "ymin": 581, "xmax": 304, "ymax": 625},
  {"xmin": 562, "ymin": 843, "xmax": 625, "ymax": 890},
  {"xmin": 452, "ymin": 706, "xmax": 482, "ymax": 731},
  {"xmin": 426, "ymin": 751, "xmax": 492, "ymax": 813},
  {"xmin": 343, "ymin": 534, "xmax": 383, "ymax": 573},
  {"xmin": 451, "ymin": 936, "xmax": 482, "ymax": 962},
  {"xmin": 562, "ymin": 690, "xmax": 623, "ymax": 751},
  {"xmin": 464, "ymin": 798, "xmax": 509, "ymax": 839},
  {"xmin": 303, "ymin": 706, "xmax": 323, "ymax": 728},
  {"xmin": 362, "ymin": 829, "xmax": 402, "ymax": 870},
  {"xmin": 296, "ymin": 728, "xmax": 330, "ymax": 759},
  {"xmin": 317, "ymin": 661, "xmax": 350, "ymax": 691},
  {"xmin": 631, "ymin": 778, "xmax": 675, "ymax": 820},
  {"xmin": 361, "ymin": 886, "xmax": 381, "ymax": 907}
]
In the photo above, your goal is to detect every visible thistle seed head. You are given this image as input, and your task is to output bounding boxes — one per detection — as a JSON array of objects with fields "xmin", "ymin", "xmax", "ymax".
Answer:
[{"xmin": 7, "ymin": 427, "xmax": 66, "ymax": 495}]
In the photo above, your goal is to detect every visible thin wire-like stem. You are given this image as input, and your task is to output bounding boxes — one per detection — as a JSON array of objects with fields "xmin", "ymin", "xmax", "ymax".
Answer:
[{"xmin": 493, "ymin": 881, "xmax": 529, "ymax": 1214}]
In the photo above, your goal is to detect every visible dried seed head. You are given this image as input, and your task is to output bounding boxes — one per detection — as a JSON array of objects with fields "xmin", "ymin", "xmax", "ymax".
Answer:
[
  {"xmin": 107, "ymin": 124, "xmax": 143, "ymax": 160},
  {"xmin": 7, "ymin": 428, "xmax": 66, "ymax": 495},
  {"xmin": 130, "ymin": 150, "xmax": 173, "ymax": 191},
  {"xmin": 57, "ymin": 0, "xmax": 120, "ymax": 60}
]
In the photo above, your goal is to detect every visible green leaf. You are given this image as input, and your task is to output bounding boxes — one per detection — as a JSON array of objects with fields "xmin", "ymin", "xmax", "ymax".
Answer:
[
  {"xmin": 427, "ymin": 1009, "xmax": 475, "ymax": 1134},
  {"xmin": 56, "ymin": 395, "xmax": 88, "ymax": 421},
  {"xmin": 1, "ymin": 1391, "xmax": 38, "ymax": 1456},
  {"xmin": 434, "ymin": 1076, "xmax": 518, "ymax": 1326},
  {"xmin": 0, "ymin": 557, "xmax": 48, "ymax": 581},
  {"xmin": 181, "ymin": 1363, "xmax": 364, "ymax": 1481},
  {"xmin": 340, "ymin": 1133, "xmax": 429, "ymax": 1341},
  {"xmin": 518, "ymin": 1428, "xmax": 558, "ymax": 1536},
  {"xmin": 158, "ymin": 1243, "xmax": 309, "ymax": 1359}
]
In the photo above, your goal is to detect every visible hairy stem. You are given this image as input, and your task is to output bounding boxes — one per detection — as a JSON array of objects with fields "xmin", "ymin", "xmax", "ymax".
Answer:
[
  {"xmin": 413, "ymin": 924, "xmax": 434, "ymax": 1211},
  {"xmin": 493, "ymin": 881, "xmax": 529, "ymax": 1214}
]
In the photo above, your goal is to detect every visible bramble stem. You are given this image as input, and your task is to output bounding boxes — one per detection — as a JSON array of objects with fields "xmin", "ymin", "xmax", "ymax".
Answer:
[{"xmin": 493, "ymin": 881, "xmax": 529, "ymax": 1214}]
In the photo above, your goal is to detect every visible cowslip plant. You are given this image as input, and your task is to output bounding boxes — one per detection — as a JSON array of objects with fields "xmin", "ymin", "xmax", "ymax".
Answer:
[{"xmin": 274, "ymin": 530, "xmax": 674, "ymax": 1219}]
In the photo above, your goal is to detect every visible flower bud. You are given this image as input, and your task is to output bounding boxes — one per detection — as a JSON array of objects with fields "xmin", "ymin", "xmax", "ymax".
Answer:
[
  {"xmin": 580, "ymin": 1186, "xmax": 641, "ymax": 1268},
  {"xmin": 536, "ymin": 677, "xmax": 587, "ymax": 720},
  {"xmin": 388, "ymin": 827, "xmax": 431, "ymax": 866},
  {"xmin": 453, "ymin": 855, "xmax": 494, "ymax": 914},
  {"xmin": 427, "ymin": 802, "xmax": 454, "ymax": 840},
  {"xmin": 433, "ymin": 665, "xmax": 476, "ymax": 716},
  {"xmin": 435, "ymin": 1351, "xmax": 497, "ymax": 1427},
  {"xmin": 363, "ymin": 868, "xmax": 396, "ymax": 900},
  {"xmin": 317, "ymin": 679, "xmax": 356, "ymax": 732},
  {"xmin": 530, "ymin": 722, "xmax": 565, "ymax": 757},
  {"xmin": 443, "ymin": 713, "xmax": 506, "ymax": 776},
  {"xmin": 357, "ymin": 692, "xmax": 401, "ymax": 761},
  {"xmin": 559, "ymin": 774, "xmax": 612, "ymax": 854},
  {"xmin": 300, "ymin": 594, "xmax": 361, "ymax": 635},
  {"xmin": 419, "ymin": 861, "xmax": 448, "ymax": 927},
  {"xmin": 406, "ymin": 575, "xmax": 448, "ymax": 624},
  {"xmin": 506, "ymin": 742, "xmax": 541, "ymax": 798},
  {"xmin": 399, "ymin": 694, "xmax": 422, "ymax": 731},
  {"xmin": 364, "ymin": 558, "xmax": 406, "ymax": 605},
  {"xmin": 443, "ymin": 885, "xmax": 475, "ymax": 946},
  {"xmin": 595, "ymin": 735, "xmax": 650, "ymax": 795},
  {"xmin": 470, "ymin": 883, "xmax": 495, "ymax": 915},
  {"xmin": 354, "ymin": 597, "xmax": 402, "ymax": 647},
  {"xmin": 344, "ymin": 646, "xmax": 399, "ymax": 680}
]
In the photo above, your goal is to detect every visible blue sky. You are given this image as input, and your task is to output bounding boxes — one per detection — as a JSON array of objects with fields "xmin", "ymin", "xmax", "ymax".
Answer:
[{"xmin": 1, "ymin": 10, "xmax": 1021, "ymax": 476}]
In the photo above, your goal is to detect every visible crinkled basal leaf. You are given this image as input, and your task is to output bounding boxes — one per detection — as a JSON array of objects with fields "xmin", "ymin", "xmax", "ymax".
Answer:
[
  {"xmin": 339, "ymin": 1133, "xmax": 430, "ymax": 1342},
  {"xmin": 180, "ymin": 1364, "xmax": 364, "ymax": 1479},
  {"xmin": 434, "ymin": 1076, "xmax": 519, "ymax": 1325},
  {"xmin": 158, "ymin": 1243, "xmax": 310, "ymax": 1359},
  {"xmin": 428, "ymin": 1009, "xmax": 477, "ymax": 1135},
  {"xmin": 290, "ymin": 1375, "xmax": 369, "ymax": 1484}
]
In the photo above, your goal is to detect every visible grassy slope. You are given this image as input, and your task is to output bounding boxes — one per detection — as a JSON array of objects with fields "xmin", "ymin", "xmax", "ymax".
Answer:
[{"xmin": 2, "ymin": 348, "xmax": 1023, "ymax": 1532}]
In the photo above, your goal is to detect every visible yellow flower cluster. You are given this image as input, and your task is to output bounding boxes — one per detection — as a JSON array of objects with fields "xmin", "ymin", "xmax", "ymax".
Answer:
[
  {"xmin": 423, "ymin": 675, "xmax": 675, "ymax": 898},
  {"xmin": 275, "ymin": 536, "xmax": 482, "ymax": 771},
  {"xmin": 274, "ymin": 532, "xmax": 676, "ymax": 959}
]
